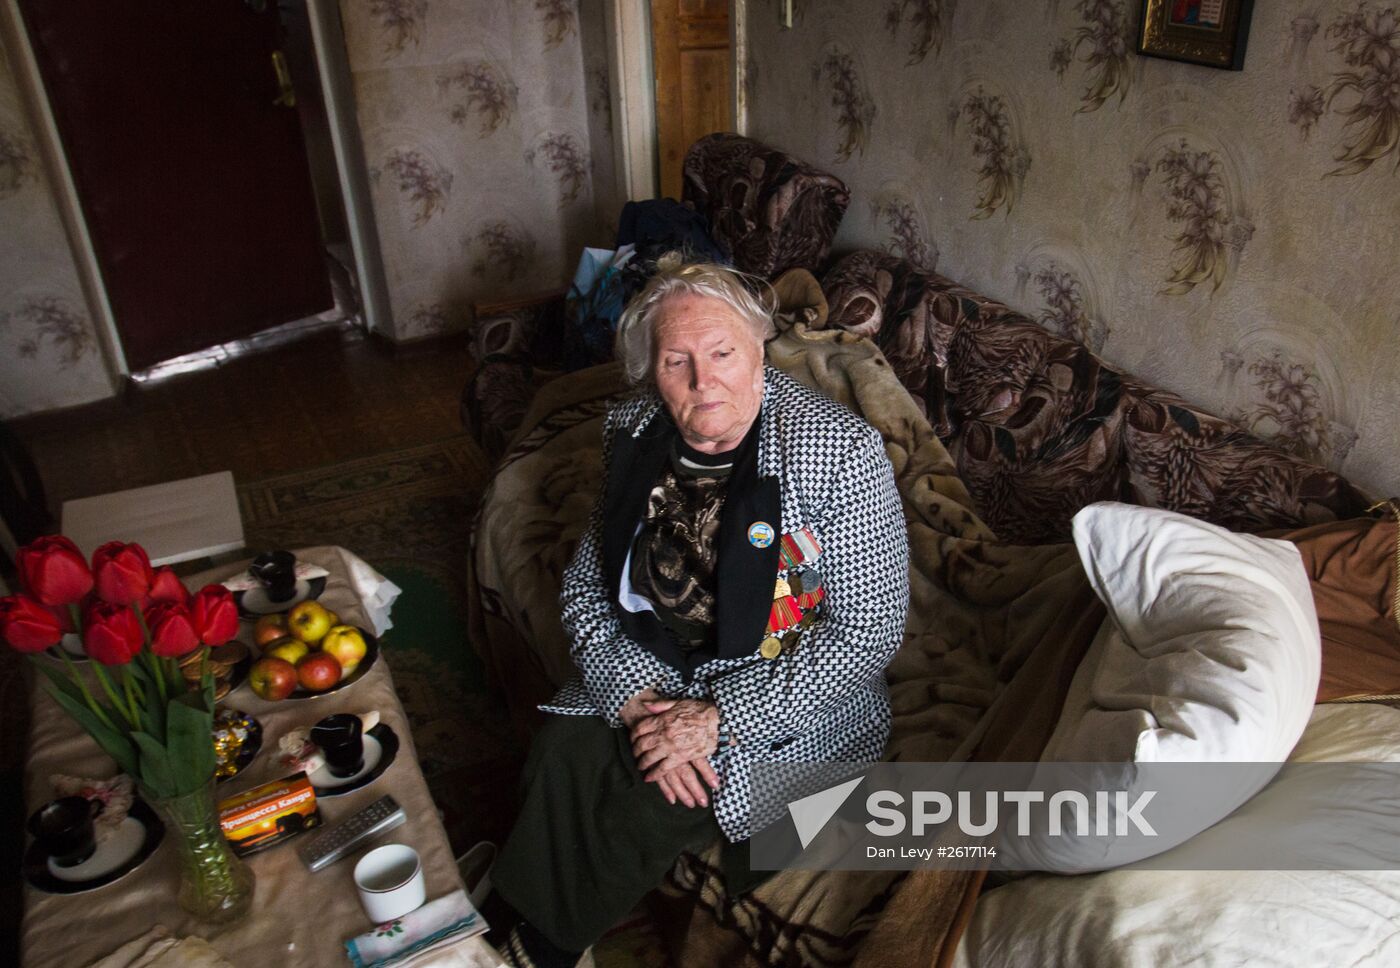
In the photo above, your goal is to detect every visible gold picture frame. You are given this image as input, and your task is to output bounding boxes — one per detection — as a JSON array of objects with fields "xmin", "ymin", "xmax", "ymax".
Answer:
[{"xmin": 1138, "ymin": 0, "xmax": 1255, "ymax": 70}]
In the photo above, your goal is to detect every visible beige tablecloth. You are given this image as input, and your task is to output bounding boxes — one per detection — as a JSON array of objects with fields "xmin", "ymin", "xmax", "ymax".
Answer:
[{"xmin": 22, "ymin": 546, "xmax": 502, "ymax": 968}]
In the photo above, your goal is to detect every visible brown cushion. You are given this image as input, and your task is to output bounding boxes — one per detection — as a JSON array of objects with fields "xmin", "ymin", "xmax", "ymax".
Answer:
[{"xmin": 1278, "ymin": 514, "xmax": 1400, "ymax": 702}]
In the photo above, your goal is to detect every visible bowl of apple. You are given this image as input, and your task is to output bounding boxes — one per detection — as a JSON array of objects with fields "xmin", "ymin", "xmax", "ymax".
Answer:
[{"xmin": 244, "ymin": 601, "xmax": 378, "ymax": 702}]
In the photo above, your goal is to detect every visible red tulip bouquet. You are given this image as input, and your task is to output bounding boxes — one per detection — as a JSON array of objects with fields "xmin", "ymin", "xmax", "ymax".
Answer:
[{"xmin": 1, "ymin": 536, "xmax": 238, "ymax": 799}]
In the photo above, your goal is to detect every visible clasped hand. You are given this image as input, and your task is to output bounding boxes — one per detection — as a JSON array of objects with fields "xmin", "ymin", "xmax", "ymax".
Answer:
[{"xmin": 622, "ymin": 691, "xmax": 720, "ymax": 809}]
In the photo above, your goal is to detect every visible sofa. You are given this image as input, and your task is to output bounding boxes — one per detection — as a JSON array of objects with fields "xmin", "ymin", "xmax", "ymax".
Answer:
[
  {"xmin": 820, "ymin": 250, "xmax": 1372, "ymax": 544},
  {"xmin": 462, "ymin": 134, "xmax": 1396, "ymax": 966}
]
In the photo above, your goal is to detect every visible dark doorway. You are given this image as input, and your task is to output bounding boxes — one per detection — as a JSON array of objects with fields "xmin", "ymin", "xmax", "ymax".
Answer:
[{"xmin": 17, "ymin": 0, "xmax": 336, "ymax": 371}]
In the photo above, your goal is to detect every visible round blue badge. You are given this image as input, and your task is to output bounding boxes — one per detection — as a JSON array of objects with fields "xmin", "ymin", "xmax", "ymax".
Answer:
[{"xmin": 748, "ymin": 521, "xmax": 775, "ymax": 548}]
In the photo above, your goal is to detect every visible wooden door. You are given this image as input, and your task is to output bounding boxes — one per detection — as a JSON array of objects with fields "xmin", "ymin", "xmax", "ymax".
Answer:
[
  {"xmin": 17, "ymin": 1, "xmax": 333, "ymax": 372},
  {"xmin": 651, "ymin": 0, "xmax": 731, "ymax": 199}
]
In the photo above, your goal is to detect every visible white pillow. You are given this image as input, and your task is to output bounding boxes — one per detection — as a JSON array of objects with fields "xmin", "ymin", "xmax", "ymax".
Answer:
[
  {"xmin": 1043, "ymin": 502, "xmax": 1321, "ymax": 764},
  {"xmin": 955, "ymin": 704, "xmax": 1400, "ymax": 968}
]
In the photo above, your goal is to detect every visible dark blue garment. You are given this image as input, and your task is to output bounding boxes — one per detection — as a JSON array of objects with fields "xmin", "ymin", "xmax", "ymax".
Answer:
[
  {"xmin": 615, "ymin": 198, "xmax": 728, "ymax": 265},
  {"xmin": 563, "ymin": 199, "xmax": 729, "ymax": 371}
]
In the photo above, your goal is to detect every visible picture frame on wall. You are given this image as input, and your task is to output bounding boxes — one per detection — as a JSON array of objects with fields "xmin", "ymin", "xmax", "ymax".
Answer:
[{"xmin": 1138, "ymin": 0, "xmax": 1255, "ymax": 70}]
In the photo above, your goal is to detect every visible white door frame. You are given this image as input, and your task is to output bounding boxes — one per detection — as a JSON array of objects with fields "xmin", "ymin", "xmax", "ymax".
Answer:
[
  {"xmin": 306, "ymin": 0, "xmax": 392, "ymax": 337},
  {"xmin": 0, "ymin": 0, "xmax": 128, "ymax": 384},
  {"xmin": 604, "ymin": 0, "xmax": 747, "ymax": 203}
]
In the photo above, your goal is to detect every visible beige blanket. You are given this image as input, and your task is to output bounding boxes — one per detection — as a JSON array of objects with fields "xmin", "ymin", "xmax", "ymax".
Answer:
[{"xmin": 466, "ymin": 325, "xmax": 1105, "ymax": 965}]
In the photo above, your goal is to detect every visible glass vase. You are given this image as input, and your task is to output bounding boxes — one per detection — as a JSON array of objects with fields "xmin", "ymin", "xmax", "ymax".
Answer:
[{"xmin": 146, "ymin": 779, "xmax": 254, "ymax": 924}]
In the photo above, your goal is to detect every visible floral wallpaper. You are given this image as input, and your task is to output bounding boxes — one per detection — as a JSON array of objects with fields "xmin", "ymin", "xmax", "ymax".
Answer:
[
  {"xmin": 338, "ymin": 0, "xmax": 620, "ymax": 341},
  {"xmin": 0, "ymin": 44, "xmax": 113, "ymax": 419},
  {"xmin": 746, "ymin": 0, "xmax": 1400, "ymax": 498}
]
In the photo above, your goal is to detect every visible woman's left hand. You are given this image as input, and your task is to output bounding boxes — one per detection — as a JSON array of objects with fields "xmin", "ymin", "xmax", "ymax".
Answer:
[{"xmin": 630, "ymin": 699, "xmax": 720, "ymax": 778}]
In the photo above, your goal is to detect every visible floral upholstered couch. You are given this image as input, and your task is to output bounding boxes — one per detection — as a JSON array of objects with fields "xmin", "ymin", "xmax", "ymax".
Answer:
[
  {"xmin": 461, "ymin": 133, "xmax": 850, "ymax": 460},
  {"xmin": 820, "ymin": 249, "xmax": 1373, "ymax": 544}
]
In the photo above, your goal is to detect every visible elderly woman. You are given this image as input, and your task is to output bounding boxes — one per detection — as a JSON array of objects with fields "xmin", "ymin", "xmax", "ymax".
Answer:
[{"xmin": 490, "ymin": 256, "xmax": 909, "ymax": 967}]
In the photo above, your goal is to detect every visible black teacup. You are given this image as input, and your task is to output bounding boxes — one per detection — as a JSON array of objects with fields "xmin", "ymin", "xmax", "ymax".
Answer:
[
  {"xmin": 249, "ymin": 550, "xmax": 298, "ymax": 603},
  {"xmin": 311, "ymin": 714, "xmax": 365, "ymax": 779},
  {"xmin": 28, "ymin": 796, "xmax": 102, "ymax": 868}
]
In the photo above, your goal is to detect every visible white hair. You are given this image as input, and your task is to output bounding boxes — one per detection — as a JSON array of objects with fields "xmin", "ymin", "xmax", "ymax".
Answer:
[{"xmin": 614, "ymin": 252, "xmax": 771, "ymax": 386}]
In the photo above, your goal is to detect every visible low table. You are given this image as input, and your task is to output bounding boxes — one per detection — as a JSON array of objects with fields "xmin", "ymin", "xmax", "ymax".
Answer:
[{"xmin": 21, "ymin": 546, "xmax": 502, "ymax": 967}]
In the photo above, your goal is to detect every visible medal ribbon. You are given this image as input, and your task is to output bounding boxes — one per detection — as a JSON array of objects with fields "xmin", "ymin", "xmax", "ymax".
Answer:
[{"xmin": 765, "ymin": 528, "xmax": 824, "ymax": 635}]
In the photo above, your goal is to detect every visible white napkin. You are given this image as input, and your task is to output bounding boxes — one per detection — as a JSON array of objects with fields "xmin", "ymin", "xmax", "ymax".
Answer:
[
  {"xmin": 341, "ymin": 553, "xmax": 402, "ymax": 637},
  {"xmin": 344, "ymin": 889, "xmax": 491, "ymax": 968}
]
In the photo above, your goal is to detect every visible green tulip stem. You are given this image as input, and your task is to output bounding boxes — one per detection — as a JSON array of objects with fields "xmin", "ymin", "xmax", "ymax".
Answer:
[
  {"xmin": 53, "ymin": 649, "xmax": 121, "ymax": 734},
  {"xmin": 91, "ymin": 662, "xmax": 138, "ymax": 730},
  {"xmin": 131, "ymin": 606, "xmax": 169, "ymax": 705},
  {"xmin": 120, "ymin": 665, "xmax": 144, "ymax": 724},
  {"xmin": 145, "ymin": 650, "xmax": 169, "ymax": 705},
  {"xmin": 67, "ymin": 603, "xmax": 83, "ymax": 636}
]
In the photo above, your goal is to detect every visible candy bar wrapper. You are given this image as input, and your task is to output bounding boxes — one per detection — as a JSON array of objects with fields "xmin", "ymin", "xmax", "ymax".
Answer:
[{"xmin": 217, "ymin": 772, "xmax": 321, "ymax": 856}]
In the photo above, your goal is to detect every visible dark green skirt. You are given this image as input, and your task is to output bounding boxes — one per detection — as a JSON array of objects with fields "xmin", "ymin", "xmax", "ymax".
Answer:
[{"xmin": 492, "ymin": 713, "xmax": 763, "ymax": 952}]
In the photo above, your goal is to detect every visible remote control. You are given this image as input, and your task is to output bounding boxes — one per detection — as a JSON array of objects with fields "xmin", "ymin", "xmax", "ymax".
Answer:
[{"xmin": 298, "ymin": 794, "xmax": 407, "ymax": 871}]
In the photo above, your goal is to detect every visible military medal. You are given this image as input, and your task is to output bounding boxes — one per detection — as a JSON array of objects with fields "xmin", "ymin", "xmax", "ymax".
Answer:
[
  {"xmin": 757, "ymin": 527, "xmax": 825, "ymax": 654},
  {"xmin": 779, "ymin": 528, "xmax": 821, "ymax": 567}
]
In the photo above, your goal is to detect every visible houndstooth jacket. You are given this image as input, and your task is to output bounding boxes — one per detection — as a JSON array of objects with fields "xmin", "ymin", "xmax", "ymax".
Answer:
[{"xmin": 541, "ymin": 366, "xmax": 910, "ymax": 841}]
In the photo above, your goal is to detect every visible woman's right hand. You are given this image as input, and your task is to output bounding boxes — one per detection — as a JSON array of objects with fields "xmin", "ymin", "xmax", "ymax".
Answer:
[{"xmin": 654, "ymin": 757, "xmax": 720, "ymax": 809}]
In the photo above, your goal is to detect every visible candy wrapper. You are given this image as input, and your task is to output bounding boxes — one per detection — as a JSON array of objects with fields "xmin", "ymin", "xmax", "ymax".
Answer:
[
  {"xmin": 49, "ymin": 774, "xmax": 134, "ymax": 843},
  {"xmin": 213, "ymin": 708, "xmax": 261, "ymax": 780},
  {"xmin": 219, "ymin": 561, "xmax": 329, "ymax": 593}
]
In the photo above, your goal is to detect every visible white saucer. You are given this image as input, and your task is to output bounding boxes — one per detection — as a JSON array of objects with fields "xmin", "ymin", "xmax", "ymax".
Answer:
[
  {"xmin": 309, "ymin": 734, "xmax": 383, "ymax": 790},
  {"xmin": 47, "ymin": 816, "xmax": 146, "ymax": 882}
]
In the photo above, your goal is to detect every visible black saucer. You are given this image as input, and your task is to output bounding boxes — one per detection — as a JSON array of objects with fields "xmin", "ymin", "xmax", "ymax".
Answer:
[
  {"xmin": 235, "ymin": 575, "xmax": 329, "ymax": 618},
  {"xmin": 23, "ymin": 798, "xmax": 165, "ymax": 895},
  {"xmin": 307, "ymin": 723, "xmax": 399, "ymax": 798}
]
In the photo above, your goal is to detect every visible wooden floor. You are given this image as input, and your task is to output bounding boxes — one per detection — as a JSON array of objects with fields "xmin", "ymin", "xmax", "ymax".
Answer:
[{"xmin": 10, "ymin": 329, "xmax": 473, "ymax": 509}]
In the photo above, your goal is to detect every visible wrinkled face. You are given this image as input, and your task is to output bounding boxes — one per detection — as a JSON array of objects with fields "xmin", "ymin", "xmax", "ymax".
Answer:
[{"xmin": 653, "ymin": 294, "xmax": 765, "ymax": 454}]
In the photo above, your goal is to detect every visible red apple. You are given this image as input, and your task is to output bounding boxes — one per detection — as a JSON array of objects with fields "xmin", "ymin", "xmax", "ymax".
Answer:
[
  {"xmin": 296, "ymin": 652, "xmax": 342, "ymax": 692},
  {"xmin": 253, "ymin": 614, "xmax": 290, "ymax": 647},
  {"xmin": 248, "ymin": 656, "xmax": 298, "ymax": 701}
]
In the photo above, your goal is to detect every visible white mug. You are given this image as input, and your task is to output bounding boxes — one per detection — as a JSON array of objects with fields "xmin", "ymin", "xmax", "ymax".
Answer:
[{"xmin": 354, "ymin": 844, "xmax": 426, "ymax": 924}]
